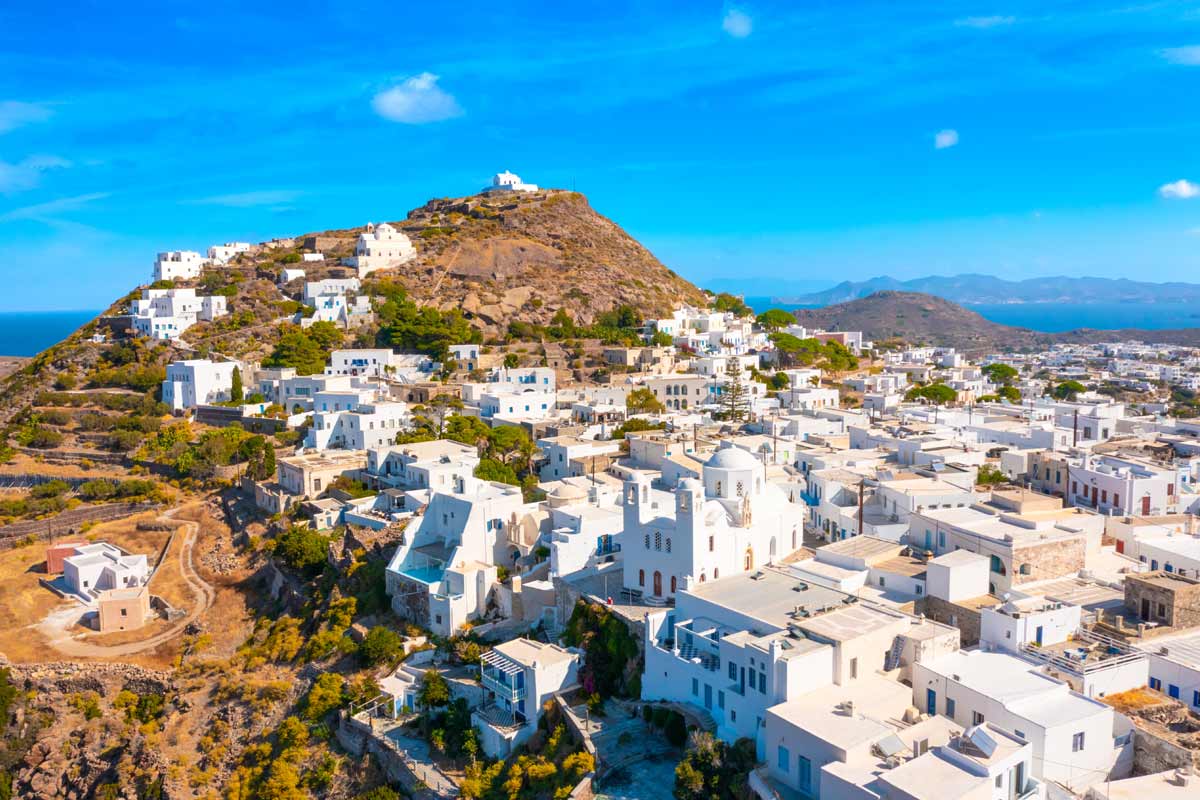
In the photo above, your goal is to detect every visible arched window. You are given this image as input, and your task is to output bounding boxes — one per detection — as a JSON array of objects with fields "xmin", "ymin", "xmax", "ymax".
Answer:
[
  {"xmin": 713, "ymin": 568, "xmax": 719, "ymax": 579},
  {"xmin": 639, "ymin": 569, "xmax": 645, "ymax": 587},
  {"xmin": 670, "ymin": 575, "xmax": 677, "ymax": 593},
  {"xmin": 989, "ymin": 555, "xmax": 1006, "ymax": 576},
  {"xmin": 654, "ymin": 531, "xmax": 662, "ymax": 551},
  {"xmin": 744, "ymin": 547, "xmax": 754, "ymax": 571},
  {"xmin": 708, "ymin": 535, "xmax": 714, "ymax": 552}
]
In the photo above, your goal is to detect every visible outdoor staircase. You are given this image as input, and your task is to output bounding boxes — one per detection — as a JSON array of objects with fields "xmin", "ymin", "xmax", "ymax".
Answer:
[{"xmin": 883, "ymin": 636, "xmax": 904, "ymax": 671}]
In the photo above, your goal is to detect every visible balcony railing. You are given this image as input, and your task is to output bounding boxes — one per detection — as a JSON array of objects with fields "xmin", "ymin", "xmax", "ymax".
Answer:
[{"xmin": 482, "ymin": 670, "xmax": 523, "ymax": 702}]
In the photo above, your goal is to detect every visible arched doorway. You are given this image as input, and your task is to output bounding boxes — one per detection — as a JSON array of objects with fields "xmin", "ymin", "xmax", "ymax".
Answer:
[
  {"xmin": 744, "ymin": 548, "xmax": 754, "ymax": 571},
  {"xmin": 670, "ymin": 575, "xmax": 677, "ymax": 593},
  {"xmin": 653, "ymin": 570, "xmax": 662, "ymax": 596}
]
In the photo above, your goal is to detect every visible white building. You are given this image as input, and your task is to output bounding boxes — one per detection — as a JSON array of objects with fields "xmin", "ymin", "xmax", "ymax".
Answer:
[
  {"xmin": 622, "ymin": 443, "xmax": 806, "ymax": 601},
  {"xmin": 62, "ymin": 543, "xmax": 149, "ymax": 600},
  {"xmin": 385, "ymin": 478, "xmax": 528, "ymax": 636},
  {"xmin": 326, "ymin": 349, "xmax": 400, "ymax": 378},
  {"xmin": 473, "ymin": 639, "xmax": 580, "ymax": 758},
  {"xmin": 153, "ymin": 250, "xmax": 205, "ymax": 282},
  {"xmin": 483, "ymin": 170, "xmax": 539, "ymax": 193},
  {"xmin": 304, "ymin": 388, "xmax": 410, "ymax": 451},
  {"xmin": 130, "ymin": 288, "xmax": 227, "ymax": 340},
  {"xmin": 206, "ymin": 242, "xmax": 251, "ymax": 264},
  {"xmin": 913, "ymin": 649, "xmax": 1121, "ymax": 792},
  {"xmin": 303, "ymin": 278, "xmax": 361, "ymax": 304},
  {"xmin": 161, "ymin": 359, "xmax": 239, "ymax": 411},
  {"xmin": 344, "ymin": 222, "xmax": 416, "ymax": 278}
]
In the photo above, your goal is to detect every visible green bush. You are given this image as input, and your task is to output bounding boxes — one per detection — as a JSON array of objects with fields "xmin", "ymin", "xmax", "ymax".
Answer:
[
  {"xmin": 272, "ymin": 526, "xmax": 330, "ymax": 577},
  {"xmin": 358, "ymin": 626, "xmax": 404, "ymax": 667},
  {"xmin": 31, "ymin": 480, "xmax": 70, "ymax": 499}
]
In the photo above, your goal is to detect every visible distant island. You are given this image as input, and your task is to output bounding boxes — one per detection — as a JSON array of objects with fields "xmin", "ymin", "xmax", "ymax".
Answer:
[{"xmin": 777, "ymin": 273, "xmax": 1200, "ymax": 307}]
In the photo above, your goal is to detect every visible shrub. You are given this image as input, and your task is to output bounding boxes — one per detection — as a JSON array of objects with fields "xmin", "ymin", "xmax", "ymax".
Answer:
[
  {"xmin": 358, "ymin": 626, "xmax": 404, "ymax": 667},
  {"xmin": 31, "ymin": 480, "xmax": 70, "ymax": 499},
  {"xmin": 303, "ymin": 674, "xmax": 346, "ymax": 721},
  {"xmin": 272, "ymin": 526, "xmax": 330, "ymax": 577}
]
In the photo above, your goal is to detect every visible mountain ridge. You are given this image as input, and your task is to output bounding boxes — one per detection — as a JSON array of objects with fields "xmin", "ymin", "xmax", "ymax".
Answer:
[
  {"xmin": 779, "ymin": 273, "xmax": 1200, "ymax": 306},
  {"xmin": 791, "ymin": 290, "xmax": 1200, "ymax": 353}
]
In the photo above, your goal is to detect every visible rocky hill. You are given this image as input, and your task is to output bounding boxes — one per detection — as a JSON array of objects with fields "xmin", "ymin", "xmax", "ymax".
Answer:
[
  {"xmin": 792, "ymin": 291, "xmax": 1200, "ymax": 353},
  {"xmin": 297, "ymin": 189, "xmax": 707, "ymax": 332},
  {"xmin": 792, "ymin": 291, "xmax": 1054, "ymax": 352}
]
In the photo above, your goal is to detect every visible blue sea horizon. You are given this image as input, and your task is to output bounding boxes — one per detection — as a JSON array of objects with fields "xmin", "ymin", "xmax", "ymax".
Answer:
[{"xmin": 0, "ymin": 310, "xmax": 101, "ymax": 357}]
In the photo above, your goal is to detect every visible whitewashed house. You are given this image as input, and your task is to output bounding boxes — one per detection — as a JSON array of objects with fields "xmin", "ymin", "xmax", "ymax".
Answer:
[
  {"xmin": 304, "ymin": 387, "xmax": 410, "ymax": 451},
  {"xmin": 206, "ymin": 242, "xmax": 251, "ymax": 264},
  {"xmin": 473, "ymin": 639, "xmax": 580, "ymax": 758},
  {"xmin": 344, "ymin": 222, "xmax": 416, "ymax": 277},
  {"xmin": 62, "ymin": 543, "xmax": 149, "ymax": 600},
  {"xmin": 161, "ymin": 359, "xmax": 239, "ymax": 411},
  {"xmin": 153, "ymin": 250, "xmax": 205, "ymax": 281},
  {"xmin": 482, "ymin": 170, "xmax": 539, "ymax": 193},
  {"xmin": 130, "ymin": 288, "xmax": 227, "ymax": 340}
]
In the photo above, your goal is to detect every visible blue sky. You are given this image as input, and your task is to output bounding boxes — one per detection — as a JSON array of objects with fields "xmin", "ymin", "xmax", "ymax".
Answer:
[{"xmin": 1, "ymin": 1, "xmax": 1200, "ymax": 309}]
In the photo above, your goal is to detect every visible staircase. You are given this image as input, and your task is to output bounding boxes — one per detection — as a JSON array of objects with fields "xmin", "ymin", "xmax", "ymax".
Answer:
[{"xmin": 883, "ymin": 636, "xmax": 905, "ymax": 671}]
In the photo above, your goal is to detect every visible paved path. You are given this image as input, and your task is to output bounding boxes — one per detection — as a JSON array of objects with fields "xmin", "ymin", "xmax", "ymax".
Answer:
[{"xmin": 33, "ymin": 505, "xmax": 215, "ymax": 657}]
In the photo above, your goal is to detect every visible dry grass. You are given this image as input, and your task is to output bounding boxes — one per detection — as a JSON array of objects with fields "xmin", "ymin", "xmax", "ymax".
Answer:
[
  {"xmin": 1102, "ymin": 687, "xmax": 1163, "ymax": 713},
  {"xmin": 0, "ymin": 451, "xmax": 130, "ymax": 478},
  {"xmin": 0, "ymin": 538, "xmax": 70, "ymax": 661}
]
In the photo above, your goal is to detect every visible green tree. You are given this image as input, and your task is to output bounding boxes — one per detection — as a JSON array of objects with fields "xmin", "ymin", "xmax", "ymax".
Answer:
[
  {"xmin": 1053, "ymin": 380, "xmax": 1087, "ymax": 401},
  {"xmin": 755, "ymin": 308, "xmax": 795, "ymax": 330},
  {"xmin": 905, "ymin": 383, "xmax": 957, "ymax": 405},
  {"xmin": 626, "ymin": 387, "xmax": 665, "ymax": 414},
  {"xmin": 503, "ymin": 353, "xmax": 520, "ymax": 369},
  {"xmin": 358, "ymin": 626, "xmax": 404, "ymax": 667},
  {"xmin": 711, "ymin": 292, "xmax": 752, "ymax": 317},
  {"xmin": 475, "ymin": 457, "xmax": 519, "ymax": 485},
  {"xmin": 418, "ymin": 669, "xmax": 450, "ymax": 710},
  {"xmin": 998, "ymin": 385, "xmax": 1022, "ymax": 403},
  {"xmin": 977, "ymin": 465, "xmax": 1008, "ymax": 486},
  {"xmin": 273, "ymin": 526, "xmax": 330, "ymax": 577},
  {"xmin": 983, "ymin": 363, "xmax": 1019, "ymax": 385},
  {"xmin": 303, "ymin": 674, "xmax": 346, "ymax": 721},
  {"xmin": 230, "ymin": 366, "xmax": 244, "ymax": 403},
  {"xmin": 718, "ymin": 359, "xmax": 751, "ymax": 422},
  {"xmin": 264, "ymin": 324, "xmax": 342, "ymax": 375},
  {"xmin": 650, "ymin": 330, "xmax": 674, "ymax": 346}
]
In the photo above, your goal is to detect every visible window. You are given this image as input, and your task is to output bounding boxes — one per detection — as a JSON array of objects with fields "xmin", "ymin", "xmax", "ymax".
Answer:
[
  {"xmin": 692, "ymin": 678, "xmax": 699, "ymax": 696},
  {"xmin": 972, "ymin": 711, "xmax": 985, "ymax": 726},
  {"xmin": 1158, "ymin": 602, "xmax": 1166, "ymax": 618},
  {"xmin": 916, "ymin": 585, "xmax": 923, "ymax": 595},
  {"xmin": 995, "ymin": 775, "xmax": 1002, "ymax": 789},
  {"xmin": 759, "ymin": 670, "xmax": 767, "ymax": 693},
  {"xmin": 666, "ymin": 537, "xmax": 672, "ymax": 553},
  {"xmin": 709, "ymin": 535, "xmax": 714, "ymax": 552},
  {"xmin": 777, "ymin": 746, "xmax": 790, "ymax": 772},
  {"xmin": 938, "ymin": 531, "xmax": 945, "ymax": 548},
  {"xmin": 879, "ymin": 576, "xmax": 886, "ymax": 587},
  {"xmin": 718, "ymin": 691, "xmax": 725, "ymax": 709},
  {"xmin": 850, "ymin": 657, "xmax": 858, "ymax": 679},
  {"xmin": 1150, "ymin": 677, "xmax": 1162, "ymax": 691},
  {"xmin": 1072, "ymin": 732, "xmax": 1085, "ymax": 752},
  {"xmin": 639, "ymin": 569, "xmax": 645, "ymax": 587},
  {"xmin": 946, "ymin": 697, "xmax": 955, "ymax": 718},
  {"xmin": 1193, "ymin": 690, "xmax": 1199, "ymax": 708},
  {"xmin": 655, "ymin": 531, "xmax": 662, "ymax": 551},
  {"xmin": 644, "ymin": 534, "xmax": 650, "ymax": 550},
  {"xmin": 1169, "ymin": 684, "xmax": 1180, "ymax": 700},
  {"xmin": 729, "ymin": 662, "xmax": 737, "ymax": 681}
]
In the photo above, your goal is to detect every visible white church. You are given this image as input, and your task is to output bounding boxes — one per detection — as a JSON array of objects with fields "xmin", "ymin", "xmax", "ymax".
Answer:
[
  {"xmin": 483, "ymin": 170, "xmax": 538, "ymax": 194},
  {"xmin": 344, "ymin": 222, "xmax": 417, "ymax": 278},
  {"xmin": 622, "ymin": 443, "xmax": 805, "ymax": 602}
]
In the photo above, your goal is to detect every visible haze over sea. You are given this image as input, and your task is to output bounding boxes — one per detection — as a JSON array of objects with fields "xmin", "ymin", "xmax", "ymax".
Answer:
[{"xmin": 744, "ymin": 298, "xmax": 1200, "ymax": 334}]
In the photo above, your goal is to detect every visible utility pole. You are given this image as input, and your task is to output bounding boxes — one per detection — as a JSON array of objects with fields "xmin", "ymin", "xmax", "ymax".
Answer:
[{"xmin": 858, "ymin": 478, "xmax": 865, "ymax": 538}]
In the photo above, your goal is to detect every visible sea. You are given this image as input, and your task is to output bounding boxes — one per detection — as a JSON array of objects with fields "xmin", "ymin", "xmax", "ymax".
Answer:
[
  {"xmin": 743, "ymin": 297, "xmax": 1200, "ymax": 333},
  {"xmin": 0, "ymin": 310, "xmax": 100, "ymax": 357}
]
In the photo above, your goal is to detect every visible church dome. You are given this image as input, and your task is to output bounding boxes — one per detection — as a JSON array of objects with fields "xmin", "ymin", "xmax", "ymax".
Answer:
[
  {"xmin": 679, "ymin": 477, "xmax": 703, "ymax": 494},
  {"xmin": 705, "ymin": 446, "xmax": 761, "ymax": 471},
  {"xmin": 547, "ymin": 483, "xmax": 587, "ymax": 507}
]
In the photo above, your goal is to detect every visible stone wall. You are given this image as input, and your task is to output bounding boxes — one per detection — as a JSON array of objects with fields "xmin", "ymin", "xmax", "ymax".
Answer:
[
  {"xmin": 1125, "ymin": 573, "xmax": 1200, "ymax": 630},
  {"xmin": 916, "ymin": 596, "xmax": 982, "ymax": 647},
  {"xmin": 1012, "ymin": 535, "xmax": 1086, "ymax": 586}
]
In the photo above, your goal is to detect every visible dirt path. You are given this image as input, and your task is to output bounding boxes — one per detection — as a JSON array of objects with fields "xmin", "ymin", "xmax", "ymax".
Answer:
[{"xmin": 34, "ymin": 506, "xmax": 216, "ymax": 658}]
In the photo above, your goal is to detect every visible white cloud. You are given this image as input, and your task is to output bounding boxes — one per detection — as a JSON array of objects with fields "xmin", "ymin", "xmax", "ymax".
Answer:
[
  {"xmin": 372, "ymin": 73, "xmax": 463, "ymax": 124},
  {"xmin": 0, "ymin": 155, "xmax": 71, "ymax": 193},
  {"xmin": 1187, "ymin": 227, "xmax": 1200, "ymax": 236},
  {"xmin": 0, "ymin": 101, "xmax": 52, "ymax": 134},
  {"xmin": 1160, "ymin": 45, "xmax": 1200, "ymax": 65},
  {"xmin": 192, "ymin": 189, "xmax": 304, "ymax": 207},
  {"xmin": 1159, "ymin": 179, "xmax": 1200, "ymax": 199},
  {"xmin": 955, "ymin": 15, "xmax": 1016, "ymax": 29},
  {"xmin": 0, "ymin": 191, "xmax": 109, "ymax": 223},
  {"xmin": 722, "ymin": 8, "xmax": 753, "ymax": 38},
  {"xmin": 934, "ymin": 129, "xmax": 959, "ymax": 149}
]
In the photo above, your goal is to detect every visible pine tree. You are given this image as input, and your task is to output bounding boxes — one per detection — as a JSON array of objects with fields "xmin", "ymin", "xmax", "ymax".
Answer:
[
  {"xmin": 230, "ymin": 366, "xmax": 244, "ymax": 403},
  {"xmin": 720, "ymin": 359, "xmax": 751, "ymax": 422}
]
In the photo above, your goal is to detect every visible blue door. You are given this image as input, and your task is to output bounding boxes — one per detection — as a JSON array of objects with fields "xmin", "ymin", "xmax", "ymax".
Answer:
[
  {"xmin": 1036, "ymin": 626, "xmax": 1044, "ymax": 645},
  {"xmin": 704, "ymin": 684, "xmax": 712, "ymax": 710},
  {"xmin": 926, "ymin": 689, "xmax": 937, "ymax": 715}
]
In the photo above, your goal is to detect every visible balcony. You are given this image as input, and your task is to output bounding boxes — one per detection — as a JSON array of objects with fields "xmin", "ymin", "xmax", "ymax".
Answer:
[{"xmin": 481, "ymin": 651, "xmax": 525, "ymax": 702}]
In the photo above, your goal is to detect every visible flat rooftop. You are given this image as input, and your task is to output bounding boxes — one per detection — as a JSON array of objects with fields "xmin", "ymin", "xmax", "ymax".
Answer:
[
  {"xmin": 818, "ymin": 535, "xmax": 899, "ymax": 562},
  {"xmin": 872, "ymin": 555, "xmax": 928, "ymax": 579},
  {"xmin": 1136, "ymin": 628, "xmax": 1200, "ymax": 669}
]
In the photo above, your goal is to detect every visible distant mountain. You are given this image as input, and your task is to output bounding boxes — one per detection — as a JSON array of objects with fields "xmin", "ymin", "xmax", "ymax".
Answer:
[
  {"xmin": 792, "ymin": 291, "xmax": 1200, "ymax": 353},
  {"xmin": 779, "ymin": 274, "xmax": 1200, "ymax": 306}
]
